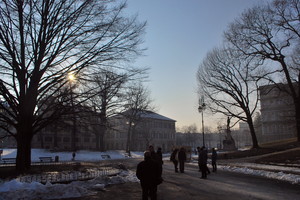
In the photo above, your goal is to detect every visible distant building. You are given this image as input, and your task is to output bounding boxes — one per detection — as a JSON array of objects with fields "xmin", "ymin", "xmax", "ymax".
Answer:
[
  {"xmin": 106, "ymin": 110, "xmax": 176, "ymax": 152},
  {"xmin": 31, "ymin": 106, "xmax": 100, "ymax": 150},
  {"xmin": 259, "ymin": 84, "xmax": 297, "ymax": 143}
]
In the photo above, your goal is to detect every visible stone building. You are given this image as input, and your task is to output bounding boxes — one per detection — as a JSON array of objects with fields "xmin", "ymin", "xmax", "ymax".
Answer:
[
  {"xmin": 31, "ymin": 107, "xmax": 100, "ymax": 150},
  {"xmin": 105, "ymin": 110, "xmax": 176, "ymax": 152},
  {"xmin": 259, "ymin": 84, "xmax": 297, "ymax": 143}
]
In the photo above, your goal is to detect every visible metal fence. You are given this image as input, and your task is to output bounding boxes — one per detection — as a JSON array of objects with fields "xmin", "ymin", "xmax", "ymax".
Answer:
[
  {"xmin": 17, "ymin": 166, "xmax": 120, "ymax": 184},
  {"xmin": 1, "ymin": 161, "xmax": 121, "ymax": 184}
]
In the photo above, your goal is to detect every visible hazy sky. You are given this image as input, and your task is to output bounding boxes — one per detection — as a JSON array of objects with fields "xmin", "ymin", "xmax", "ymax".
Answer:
[{"xmin": 125, "ymin": 0, "xmax": 264, "ymax": 131}]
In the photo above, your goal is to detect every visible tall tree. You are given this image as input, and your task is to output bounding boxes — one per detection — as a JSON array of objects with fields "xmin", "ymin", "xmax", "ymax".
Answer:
[
  {"xmin": 197, "ymin": 47, "xmax": 260, "ymax": 148},
  {"xmin": 224, "ymin": 0, "xmax": 300, "ymax": 142},
  {"xmin": 122, "ymin": 82, "xmax": 154, "ymax": 154},
  {"xmin": 0, "ymin": 0, "xmax": 146, "ymax": 172},
  {"xmin": 87, "ymin": 69, "xmax": 128, "ymax": 151},
  {"xmin": 82, "ymin": 66, "xmax": 148, "ymax": 151}
]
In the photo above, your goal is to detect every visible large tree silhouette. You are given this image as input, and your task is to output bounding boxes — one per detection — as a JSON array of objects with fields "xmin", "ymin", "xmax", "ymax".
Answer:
[
  {"xmin": 197, "ymin": 47, "xmax": 261, "ymax": 148},
  {"xmin": 0, "ymin": 0, "xmax": 146, "ymax": 172},
  {"xmin": 224, "ymin": 0, "xmax": 300, "ymax": 142}
]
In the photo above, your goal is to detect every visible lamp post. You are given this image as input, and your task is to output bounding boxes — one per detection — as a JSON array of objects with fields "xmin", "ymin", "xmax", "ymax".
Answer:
[
  {"xmin": 198, "ymin": 96, "xmax": 206, "ymax": 147},
  {"xmin": 126, "ymin": 121, "xmax": 135, "ymax": 157}
]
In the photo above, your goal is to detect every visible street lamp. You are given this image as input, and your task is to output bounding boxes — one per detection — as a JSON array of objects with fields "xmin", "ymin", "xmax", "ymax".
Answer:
[
  {"xmin": 198, "ymin": 96, "xmax": 206, "ymax": 147},
  {"xmin": 126, "ymin": 121, "xmax": 135, "ymax": 157}
]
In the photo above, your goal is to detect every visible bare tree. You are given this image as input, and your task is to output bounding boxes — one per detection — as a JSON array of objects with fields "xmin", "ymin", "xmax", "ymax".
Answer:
[
  {"xmin": 181, "ymin": 124, "xmax": 200, "ymax": 148},
  {"xmin": 197, "ymin": 47, "xmax": 260, "ymax": 148},
  {"xmin": 0, "ymin": 0, "xmax": 146, "ymax": 172},
  {"xmin": 122, "ymin": 82, "xmax": 154, "ymax": 155},
  {"xmin": 224, "ymin": 0, "xmax": 300, "ymax": 142},
  {"xmin": 89, "ymin": 70, "xmax": 127, "ymax": 151}
]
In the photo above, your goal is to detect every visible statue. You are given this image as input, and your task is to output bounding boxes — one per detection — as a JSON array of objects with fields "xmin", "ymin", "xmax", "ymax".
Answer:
[{"xmin": 223, "ymin": 117, "xmax": 237, "ymax": 151}]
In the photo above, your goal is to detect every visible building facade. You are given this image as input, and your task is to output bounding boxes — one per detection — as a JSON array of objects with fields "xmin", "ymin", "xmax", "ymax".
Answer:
[
  {"xmin": 259, "ymin": 84, "xmax": 297, "ymax": 143},
  {"xmin": 31, "ymin": 108, "xmax": 100, "ymax": 150},
  {"xmin": 106, "ymin": 111, "xmax": 176, "ymax": 152}
]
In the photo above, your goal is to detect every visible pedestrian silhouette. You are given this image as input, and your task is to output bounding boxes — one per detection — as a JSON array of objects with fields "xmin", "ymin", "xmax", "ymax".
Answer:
[
  {"xmin": 211, "ymin": 148, "xmax": 218, "ymax": 172},
  {"xmin": 136, "ymin": 151, "xmax": 162, "ymax": 200},
  {"xmin": 198, "ymin": 146, "xmax": 208, "ymax": 179},
  {"xmin": 178, "ymin": 147, "xmax": 186, "ymax": 173},
  {"xmin": 170, "ymin": 148, "xmax": 179, "ymax": 172}
]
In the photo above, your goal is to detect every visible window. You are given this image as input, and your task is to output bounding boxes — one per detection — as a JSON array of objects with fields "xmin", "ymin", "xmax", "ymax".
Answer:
[{"xmin": 45, "ymin": 137, "xmax": 52, "ymax": 142}]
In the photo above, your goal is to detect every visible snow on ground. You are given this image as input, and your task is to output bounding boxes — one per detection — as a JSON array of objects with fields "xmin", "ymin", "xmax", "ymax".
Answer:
[{"xmin": 0, "ymin": 149, "xmax": 299, "ymax": 200}]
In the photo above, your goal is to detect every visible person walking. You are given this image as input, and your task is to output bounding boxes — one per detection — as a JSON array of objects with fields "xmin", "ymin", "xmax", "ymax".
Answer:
[
  {"xmin": 156, "ymin": 147, "xmax": 163, "ymax": 166},
  {"xmin": 198, "ymin": 146, "xmax": 208, "ymax": 179},
  {"xmin": 178, "ymin": 147, "xmax": 186, "ymax": 173},
  {"xmin": 149, "ymin": 145, "xmax": 163, "ymax": 176},
  {"xmin": 170, "ymin": 148, "xmax": 179, "ymax": 172},
  {"xmin": 148, "ymin": 145, "xmax": 157, "ymax": 160},
  {"xmin": 211, "ymin": 148, "xmax": 218, "ymax": 172},
  {"xmin": 136, "ymin": 151, "xmax": 161, "ymax": 200},
  {"xmin": 197, "ymin": 146, "xmax": 201, "ymax": 172},
  {"xmin": 204, "ymin": 147, "xmax": 211, "ymax": 175}
]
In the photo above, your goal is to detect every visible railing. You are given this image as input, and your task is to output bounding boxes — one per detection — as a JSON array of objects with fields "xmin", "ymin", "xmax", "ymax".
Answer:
[{"xmin": 17, "ymin": 166, "xmax": 120, "ymax": 184}]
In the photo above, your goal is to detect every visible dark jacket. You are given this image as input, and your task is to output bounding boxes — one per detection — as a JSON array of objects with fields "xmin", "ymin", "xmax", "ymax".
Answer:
[
  {"xmin": 198, "ymin": 150, "xmax": 207, "ymax": 165},
  {"xmin": 178, "ymin": 149, "xmax": 186, "ymax": 161},
  {"xmin": 211, "ymin": 150, "xmax": 217, "ymax": 163},
  {"xmin": 136, "ymin": 158, "xmax": 161, "ymax": 187},
  {"xmin": 156, "ymin": 149, "xmax": 163, "ymax": 165}
]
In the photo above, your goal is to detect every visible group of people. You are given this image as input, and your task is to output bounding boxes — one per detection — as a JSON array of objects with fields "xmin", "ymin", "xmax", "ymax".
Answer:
[
  {"xmin": 136, "ymin": 145, "xmax": 217, "ymax": 199},
  {"xmin": 170, "ymin": 146, "xmax": 217, "ymax": 179},
  {"xmin": 197, "ymin": 146, "xmax": 217, "ymax": 178},
  {"xmin": 169, "ymin": 147, "xmax": 187, "ymax": 173}
]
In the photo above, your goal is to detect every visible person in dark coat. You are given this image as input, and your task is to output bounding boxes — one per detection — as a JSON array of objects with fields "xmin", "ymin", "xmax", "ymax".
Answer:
[
  {"xmin": 149, "ymin": 145, "xmax": 163, "ymax": 176},
  {"xmin": 136, "ymin": 151, "xmax": 161, "ymax": 200},
  {"xmin": 198, "ymin": 146, "xmax": 208, "ymax": 179},
  {"xmin": 178, "ymin": 147, "xmax": 186, "ymax": 173},
  {"xmin": 197, "ymin": 146, "xmax": 201, "ymax": 172},
  {"xmin": 156, "ymin": 147, "xmax": 163, "ymax": 166},
  {"xmin": 170, "ymin": 148, "xmax": 179, "ymax": 172},
  {"xmin": 211, "ymin": 148, "xmax": 217, "ymax": 172},
  {"xmin": 148, "ymin": 145, "xmax": 157, "ymax": 160},
  {"xmin": 204, "ymin": 147, "xmax": 211, "ymax": 174}
]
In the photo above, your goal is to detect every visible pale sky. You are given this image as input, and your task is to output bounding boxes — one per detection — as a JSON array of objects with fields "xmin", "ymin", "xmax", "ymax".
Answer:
[{"xmin": 125, "ymin": 0, "xmax": 265, "ymax": 131}]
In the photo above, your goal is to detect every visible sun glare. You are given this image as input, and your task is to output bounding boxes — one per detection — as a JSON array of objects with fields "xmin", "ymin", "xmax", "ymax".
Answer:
[{"xmin": 68, "ymin": 73, "xmax": 76, "ymax": 82}]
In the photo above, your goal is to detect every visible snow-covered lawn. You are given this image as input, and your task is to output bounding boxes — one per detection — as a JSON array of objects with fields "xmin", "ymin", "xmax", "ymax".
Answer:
[{"xmin": 0, "ymin": 149, "xmax": 299, "ymax": 200}]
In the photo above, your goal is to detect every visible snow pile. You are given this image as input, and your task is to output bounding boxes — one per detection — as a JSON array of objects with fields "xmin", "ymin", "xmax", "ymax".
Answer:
[
  {"xmin": 220, "ymin": 165, "xmax": 300, "ymax": 184},
  {"xmin": 0, "ymin": 179, "xmax": 94, "ymax": 199},
  {"xmin": 0, "ymin": 169, "xmax": 139, "ymax": 200}
]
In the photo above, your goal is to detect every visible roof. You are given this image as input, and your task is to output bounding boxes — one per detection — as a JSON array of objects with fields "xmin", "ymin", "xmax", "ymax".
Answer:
[
  {"xmin": 121, "ymin": 109, "xmax": 176, "ymax": 122},
  {"xmin": 140, "ymin": 111, "xmax": 176, "ymax": 122}
]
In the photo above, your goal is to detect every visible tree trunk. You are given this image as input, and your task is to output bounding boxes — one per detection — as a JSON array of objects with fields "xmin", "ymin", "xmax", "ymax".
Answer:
[
  {"xmin": 247, "ymin": 118, "xmax": 259, "ymax": 149},
  {"xmin": 99, "ymin": 126, "xmax": 106, "ymax": 152},
  {"xmin": 95, "ymin": 132, "xmax": 100, "ymax": 150},
  {"xmin": 295, "ymin": 99, "xmax": 300, "ymax": 142},
  {"xmin": 96, "ymin": 125, "xmax": 106, "ymax": 151},
  {"xmin": 16, "ymin": 130, "xmax": 32, "ymax": 172},
  {"xmin": 126, "ymin": 125, "xmax": 132, "ymax": 153}
]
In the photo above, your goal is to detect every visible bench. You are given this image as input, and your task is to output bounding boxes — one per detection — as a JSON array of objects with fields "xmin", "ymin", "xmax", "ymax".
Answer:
[
  {"xmin": 39, "ymin": 157, "xmax": 53, "ymax": 162},
  {"xmin": 101, "ymin": 155, "xmax": 111, "ymax": 159},
  {"xmin": 2, "ymin": 158, "xmax": 16, "ymax": 164}
]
